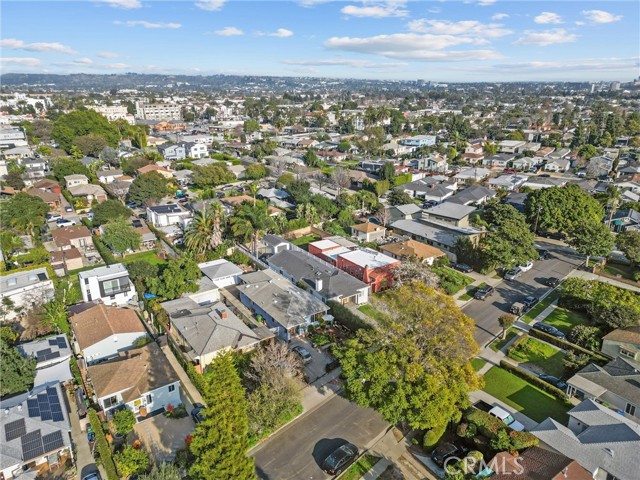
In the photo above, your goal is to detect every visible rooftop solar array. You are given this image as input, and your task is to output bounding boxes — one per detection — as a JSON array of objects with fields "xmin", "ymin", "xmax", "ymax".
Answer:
[
  {"xmin": 27, "ymin": 387, "xmax": 65, "ymax": 422},
  {"xmin": 21, "ymin": 430, "xmax": 44, "ymax": 461},
  {"xmin": 5, "ymin": 419, "xmax": 26, "ymax": 442},
  {"xmin": 48, "ymin": 337, "xmax": 68, "ymax": 349},
  {"xmin": 36, "ymin": 348, "xmax": 61, "ymax": 362}
]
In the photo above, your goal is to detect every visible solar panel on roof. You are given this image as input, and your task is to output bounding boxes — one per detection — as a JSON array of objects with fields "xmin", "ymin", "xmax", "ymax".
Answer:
[
  {"xmin": 5, "ymin": 419, "xmax": 26, "ymax": 442},
  {"xmin": 40, "ymin": 411, "xmax": 52, "ymax": 421},
  {"xmin": 42, "ymin": 431, "xmax": 64, "ymax": 453},
  {"xmin": 27, "ymin": 398, "xmax": 40, "ymax": 417},
  {"xmin": 47, "ymin": 388, "xmax": 60, "ymax": 404},
  {"xmin": 48, "ymin": 339, "xmax": 58, "ymax": 346},
  {"xmin": 44, "ymin": 351, "xmax": 61, "ymax": 361},
  {"xmin": 56, "ymin": 337, "xmax": 67, "ymax": 349},
  {"xmin": 36, "ymin": 348, "xmax": 52, "ymax": 361},
  {"xmin": 51, "ymin": 411, "xmax": 65, "ymax": 422},
  {"xmin": 21, "ymin": 430, "xmax": 44, "ymax": 461}
]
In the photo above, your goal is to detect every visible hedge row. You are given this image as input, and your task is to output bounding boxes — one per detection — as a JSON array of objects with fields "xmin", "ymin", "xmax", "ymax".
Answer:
[
  {"xmin": 463, "ymin": 408, "xmax": 538, "ymax": 451},
  {"xmin": 88, "ymin": 408, "xmax": 118, "ymax": 480},
  {"xmin": 498, "ymin": 360, "xmax": 571, "ymax": 405},
  {"xmin": 327, "ymin": 301, "xmax": 372, "ymax": 332},
  {"xmin": 527, "ymin": 329, "xmax": 610, "ymax": 365},
  {"xmin": 93, "ymin": 237, "xmax": 116, "ymax": 265}
]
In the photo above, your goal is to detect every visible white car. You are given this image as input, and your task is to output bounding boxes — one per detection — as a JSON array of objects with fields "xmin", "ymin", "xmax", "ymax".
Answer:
[
  {"xmin": 489, "ymin": 406, "xmax": 525, "ymax": 431},
  {"xmin": 518, "ymin": 261, "xmax": 534, "ymax": 272},
  {"xmin": 46, "ymin": 213, "xmax": 62, "ymax": 222},
  {"xmin": 56, "ymin": 218, "xmax": 77, "ymax": 227}
]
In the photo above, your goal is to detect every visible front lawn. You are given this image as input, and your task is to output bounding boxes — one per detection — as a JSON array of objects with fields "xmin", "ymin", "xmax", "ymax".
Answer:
[
  {"xmin": 431, "ymin": 266, "xmax": 474, "ymax": 295},
  {"xmin": 542, "ymin": 307, "xmax": 588, "ymax": 334},
  {"xmin": 358, "ymin": 304, "xmax": 385, "ymax": 323},
  {"xmin": 482, "ymin": 366, "xmax": 569, "ymax": 424},
  {"xmin": 291, "ymin": 234, "xmax": 321, "ymax": 250},
  {"xmin": 340, "ymin": 454, "xmax": 381, "ymax": 480},
  {"xmin": 471, "ymin": 358, "xmax": 487, "ymax": 372},
  {"xmin": 121, "ymin": 250, "xmax": 168, "ymax": 266},
  {"xmin": 507, "ymin": 337, "xmax": 565, "ymax": 377},
  {"xmin": 489, "ymin": 328, "xmax": 519, "ymax": 352},
  {"xmin": 459, "ymin": 282, "xmax": 487, "ymax": 301}
]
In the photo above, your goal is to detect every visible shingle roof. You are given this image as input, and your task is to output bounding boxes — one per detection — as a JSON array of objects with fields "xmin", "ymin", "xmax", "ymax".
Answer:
[
  {"xmin": 568, "ymin": 358, "xmax": 640, "ymax": 405},
  {"xmin": 448, "ymin": 185, "xmax": 496, "ymax": 205},
  {"xmin": 51, "ymin": 225, "xmax": 92, "ymax": 246},
  {"xmin": 70, "ymin": 303, "xmax": 145, "ymax": 350},
  {"xmin": 603, "ymin": 326, "xmax": 640, "ymax": 345},
  {"xmin": 390, "ymin": 219, "xmax": 460, "ymax": 248},
  {"xmin": 489, "ymin": 448, "xmax": 591, "ymax": 480},
  {"xmin": 351, "ymin": 222, "xmax": 386, "ymax": 234},
  {"xmin": 380, "ymin": 239, "xmax": 445, "ymax": 260},
  {"xmin": 423, "ymin": 202, "xmax": 476, "ymax": 220}
]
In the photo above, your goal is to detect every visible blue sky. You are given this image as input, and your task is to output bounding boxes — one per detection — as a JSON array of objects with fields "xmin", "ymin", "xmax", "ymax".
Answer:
[{"xmin": 1, "ymin": 0, "xmax": 638, "ymax": 81}]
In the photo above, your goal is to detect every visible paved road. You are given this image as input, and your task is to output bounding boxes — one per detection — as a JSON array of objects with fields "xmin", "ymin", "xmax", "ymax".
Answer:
[
  {"xmin": 463, "ymin": 241, "xmax": 583, "ymax": 348},
  {"xmin": 252, "ymin": 394, "xmax": 389, "ymax": 480}
]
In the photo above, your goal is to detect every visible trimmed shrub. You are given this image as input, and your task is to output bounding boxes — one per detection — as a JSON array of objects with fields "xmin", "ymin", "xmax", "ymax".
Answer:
[
  {"xmin": 93, "ymin": 237, "xmax": 115, "ymax": 265},
  {"xmin": 88, "ymin": 409, "xmax": 118, "ymax": 480},
  {"xmin": 423, "ymin": 423, "xmax": 447, "ymax": 449},
  {"xmin": 509, "ymin": 430, "xmax": 539, "ymax": 450},
  {"xmin": 498, "ymin": 360, "xmax": 571, "ymax": 404},
  {"xmin": 463, "ymin": 408, "xmax": 505, "ymax": 438},
  {"xmin": 327, "ymin": 301, "xmax": 372, "ymax": 331}
]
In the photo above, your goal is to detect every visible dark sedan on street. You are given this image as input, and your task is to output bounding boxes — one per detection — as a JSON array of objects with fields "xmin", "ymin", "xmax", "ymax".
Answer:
[
  {"xmin": 452, "ymin": 263, "xmax": 473, "ymax": 273},
  {"xmin": 474, "ymin": 285, "xmax": 494, "ymax": 300},
  {"xmin": 321, "ymin": 443, "xmax": 359, "ymax": 475}
]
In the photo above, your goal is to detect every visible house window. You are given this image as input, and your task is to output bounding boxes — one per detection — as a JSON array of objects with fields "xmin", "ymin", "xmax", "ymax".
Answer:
[
  {"xmin": 620, "ymin": 347, "xmax": 636, "ymax": 359},
  {"xmin": 626, "ymin": 403, "xmax": 636, "ymax": 416},
  {"xmin": 146, "ymin": 394, "xmax": 152, "ymax": 404},
  {"xmin": 168, "ymin": 385, "xmax": 175, "ymax": 392},
  {"xmin": 103, "ymin": 396, "xmax": 118, "ymax": 408}
]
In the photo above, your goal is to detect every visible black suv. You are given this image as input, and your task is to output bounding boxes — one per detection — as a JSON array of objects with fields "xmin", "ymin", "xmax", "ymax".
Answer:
[
  {"xmin": 452, "ymin": 263, "xmax": 473, "ymax": 273},
  {"xmin": 545, "ymin": 277, "xmax": 561, "ymax": 288},
  {"xmin": 539, "ymin": 374, "xmax": 567, "ymax": 390},
  {"xmin": 191, "ymin": 403, "xmax": 205, "ymax": 424},
  {"xmin": 321, "ymin": 443, "xmax": 359, "ymax": 475},
  {"xmin": 474, "ymin": 285, "xmax": 494, "ymax": 300},
  {"xmin": 536, "ymin": 249, "xmax": 550, "ymax": 260},
  {"xmin": 523, "ymin": 296, "xmax": 539, "ymax": 310},
  {"xmin": 431, "ymin": 442, "xmax": 469, "ymax": 468},
  {"xmin": 532, "ymin": 322, "xmax": 566, "ymax": 339}
]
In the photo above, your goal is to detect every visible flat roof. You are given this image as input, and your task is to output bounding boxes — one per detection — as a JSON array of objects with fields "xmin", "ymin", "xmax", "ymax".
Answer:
[
  {"xmin": 309, "ymin": 239, "xmax": 341, "ymax": 250},
  {"xmin": 1, "ymin": 268, "xmax": 50, "ymax": 293},
  {"xmin": 339, "ymin": 248, "xmax": 398, "ymax": 269}
]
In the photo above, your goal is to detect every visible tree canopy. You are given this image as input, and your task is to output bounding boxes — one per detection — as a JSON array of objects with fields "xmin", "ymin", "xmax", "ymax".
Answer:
[
  {"xmin": 244, "ymin": 163, "xmax": 268, "ymax": 180},
  {"xmin": 52, "ymin": 109, "xmax": 120, "ymax": 153},
  {"xmin": 567, "ymin": 221, "xmax": 614, "ymax": 266},
  {"xmin": 0, "ymin": 193, "xmax": 49, "ymax": 235},
  {"xmin": 191, "ymin": 164, "xmax": 236, "ymax": 188},
  {"xmin": 387, "ymin": 188, "xmax": 413, "ymax": 206},
  {"xmin": 127, "ymin": 171, "xmax": 169, "ymax": 205},
  {"xmin": 51, "ymin": 157, "xmax": 90, "ymax": 182},
  {"xmin": 102, "ymin": 219, "xmax": 142, "ymax": 256},
  {"xmin": 617, "ymin": 230, "xmax": 640, "ymax": 265},
  {"xmin": 92, "ymin": 199, "xmax": 132, "ymax": 226},
  {"xmin": 334, "ymin": 283, "xmax": 480, "ymax": 430},
  {"xmin": 148, "ymin": 256, "xmax": 201, "ymax": 300},
  {"xmin": 0, "ymin": 337, "xmax": 36, "ymax": 396},
  {"xmin": 480, "ymin": 204, "xmax": 537, "ymax": 269}
]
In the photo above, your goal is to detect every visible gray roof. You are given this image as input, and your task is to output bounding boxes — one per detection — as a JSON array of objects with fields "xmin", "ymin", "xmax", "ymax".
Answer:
[
  {"xmin": 423, "ymin": 202, "xmax": 476, "ymax": 220},
  {"xmin": 18, "ymin": 335, "xmax": 72, "ymax": 368},
  {"xmin": 532, "ymin": 399, "xmax": 640, "ymax": 480},
  {"xmin": 78, "ymin": 263, "xmax": 128, "ymax": 280},
  {"xmin": 147, "ymin": 204, "xmax": 188, "ymax": 215},
  {"xmin": 390, "ymin": 219, "xmax": 461, "ymax": 248},
  {"xmin": 238, "ymin": 269, "xmax": 328, "ymax": 328},
  {"xmin": 262, "ymin": 234, "xmax": 289, "ymax": 247},
  {"xmin": 163, "ymin": 297, "xmax": 266, "ymax": 357},
  {"xmin": 402, "ymin": 177, "xmax": 442, "ymax": 193},
  {"xmin": 449, "ymin": 185, "xmax": 496, "ymax": 205},
  {"xmin": 96, "ymin": 169, "xmax": 123, "ymax": 178},
  {"xmin": 0, "ymin": 383, "xmax": 71, "ymax": 470},
  {"xmin": 393, "ymin": 203, "xmax": 423, "ymax": 215},
  {"xmin": 1, "ymin": 268, "xmax": 51, "ymax": 295},
  {"xmin": 568, "ymin": 358, "xmax": 640, "ymax": 406},
  {"xmin": 267, "ymin": 249, "xmax": 369, "ymax": 300},
  {"xmin": 198, "ymin": 259, "xmax": 243, "ymax": 283}
]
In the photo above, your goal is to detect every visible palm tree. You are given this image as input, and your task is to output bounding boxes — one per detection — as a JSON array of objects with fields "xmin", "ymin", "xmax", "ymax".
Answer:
[
  {"xmin": 247, "ymin": 182, "xmax": 259, "ymax": 206},
  {"xmin": 606, "ymin": 185, "xmax": 622, "ymax": 228},
  {"xmin": 230, "ymin": 201, "xmax": 273, "ymax": 256},
  {"xmin": 184, "ymin": 203, "xmax": 224, "ymax": 255}
]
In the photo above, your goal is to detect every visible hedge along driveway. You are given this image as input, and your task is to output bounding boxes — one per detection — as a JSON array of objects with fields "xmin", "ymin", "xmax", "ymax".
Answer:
[{"xmin": 482, "ymin": 366, "xmax": 569, "ymax": 424}]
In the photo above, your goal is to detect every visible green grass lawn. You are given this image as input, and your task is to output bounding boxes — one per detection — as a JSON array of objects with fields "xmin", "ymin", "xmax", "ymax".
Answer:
[
  {"xmin": 471, "ymin": 358, "xmax": 487, "ymax": 372},
  {"xmin": 291, "ymin": 234, "xmax": 321, "ymax": 250},
  {"xmin": 432, "ymin": 266, "xmax": 474, "ymax": 295},
  {"xmin": 358, "ymin": 304, "xmax": 385, "ymax": 323},
  {"xmin": 459, "ymin": 282, "xmax": 487, "ymax": 301},
  {"xmin": 542, "ymin": 307, "xmax": 588, "ymax": 334},
  {"xmin": 522, "ymin": 290, "xmax": 560, "ymax": 322},
  {"xmin": 340, "ymin": 454, "xmax": 381, "ymax": 480},
  {"xmin": 600, "ymin": 262, "xmax": 636, "ymax": 280},
  {"xmin": 482, "ymin": 366, "xmax": 569, "ymax": 424},
  {"xmin": 507, "ymin": 337, "xmax": 565, "ymax": 377},
  {"xmin": 489, "ymin": 328, "xmax": 519, "ymax": 352},
  {"xmin": 121, "ymin": 250, "xmax": 168, "ymax": 266}
]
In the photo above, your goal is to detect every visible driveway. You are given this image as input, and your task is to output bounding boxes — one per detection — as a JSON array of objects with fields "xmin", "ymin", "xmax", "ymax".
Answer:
[
  {"xmin": 289, "ymin": 338, "xmax": 332, "ymax": 384},
  {"xmin": 463, "ymin": 242, "xmax": 582, "ymax": 348},
  {"xmin": 252, "ymin": 394, "xmax": 389, "ymax": 480}
]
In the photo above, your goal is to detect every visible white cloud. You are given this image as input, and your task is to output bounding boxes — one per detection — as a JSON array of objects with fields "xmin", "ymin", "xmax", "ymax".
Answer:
[
  {"xmin": 74, "ymin": 57, "xmax": 94, "ymax": 65},
  {"xmin": 491, "ymin": 13, "xmax": 509, "ymax": 20},
  {"xmin": 195, "ymin": 0, "xmax": 225, "ymax": 11},
  {"xmin": 464, "ymin": 0, "xmax": 496, "ymax": 6},
  {"xmin": 581, "ymin": 10, "xmax": 622, "ymax": 24},
  {"xmin": 427, "ymin": 7, "xmax": 441, "ymax": 14},
  {"xmin": 534, "ymin": 12, "xmax": 563, "ymax": 24},
  {"xmin": 214, "ymin": 26, "xmax": 243, "ymax": 36},
  {"xmin": 263, "ymin": 28, "xmax": 294, "ymax": 37},
  {"xmin": 0, "ymin": 38, "xmax": 77, "ymax": 55},
  {"xmin": 96, "ymin": 51, "xmax": 120, "ymax": 58},
  {"xmin": 297, "ymin": 0, "xmax": 333, "ymax": 6},
  {"xmin": 341, "ymin": 1, "xmax": 408, "ymax": 18},
  {"xmin": 284, "ymin": 59, "xmax": 408, "ymax": 68},
  {"xmin": 325, "ymin": 33, "xmax": 503, "ymax": 61},
  {"xmin": 514, "ymin": 28, "xmax": 577, "ymax": 46},
  {"xmin": 407, "ymin": 19, "xmax": 512, "ymax": 39},
  {"xmin": 491, "ymin": 57, "xmax": 639, "ymax": 72},
  {"xmin": 0, "ymin": 57, "xmax": 42, "ymax": 66},
  {"xmin": 114, "ymin": 20, "xmax": 182, "ymax": 29},
  {"xmin": 96, "ymin": 0, "xmax": 141, "ymax": 9}
]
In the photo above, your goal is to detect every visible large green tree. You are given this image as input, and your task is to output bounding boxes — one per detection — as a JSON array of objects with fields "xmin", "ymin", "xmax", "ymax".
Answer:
[
  {"xmin": 75, "ymin": 134, "xmax": 109, "ymax": 157},
  {"xmin": 92, "ymin": 199, "xmax": 132, "ymax": 226},
  {"xmin": 481, "ymin": 204, "xmax": 537, "ymax": 269},
  {"xmin": 127, "ymin": 171, "xmax": 169, "ymax": 205},
  {"xmin": 184, "ymin": 204, "xmax": 224, "ymax": 255},
  {"xmin": 148, "ymin": 257, "xmax": 200, "ymax": 300},
  {"xmin": 115, "ymin": 446, "xmax": 150, "ymax": 478},
  {"xmin": 334, "ymin": 283, "xmax": 480, "ymax": 431},
  {"xmin": 0, "ymin": 338, "xmax": 36, "ymax": 396},
  {"xmin": 244, "ymin": 163, "xmax": 268, "ymax": 180},
  {"xmin": 230, "ymin": 201, "xmax": 274, "ymax": 255},
  {"xmin": 567, "ymin": 221, "xmax": 615, "ymax": 267},
  {"xmin": 52, "ymin": 109, "xmax": 120, "ymax": 153},
  {"xmin": 102, "ymin": 219, "xmax": 141, "ymax": 256},
  {"xmin": 190, "ymin": 353, "xmax": 255, "ymax": 480},
  {"xmin": 191, "ymin": 164, "xmax": 235, "ymax": 189},
  {"xmin": 617, "ymin": 230, "xmax": 640, "ymax": 265},
  {"xmin": 0, "ymin": 193, "xmax": 49, "ymax": 235},
  {"xmin": 50, "ymin": 157, "xmax": 90, "ymax": 183},
  {"xmin": 387, "ymin": 187, "xmax": 413, "ymax": 206}
]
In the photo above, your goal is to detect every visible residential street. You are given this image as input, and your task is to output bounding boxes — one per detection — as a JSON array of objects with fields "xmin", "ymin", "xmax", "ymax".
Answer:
[
  {"xmin": 252, "ymin": 394, "xmax": 389, "ymax": 480},
  {"xmin": 463, "ymin": 241, "xmax": 583, "ymax": 348}
]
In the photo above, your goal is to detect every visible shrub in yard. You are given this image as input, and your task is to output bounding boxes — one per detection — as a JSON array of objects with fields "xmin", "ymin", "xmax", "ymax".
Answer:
[
  {"xmin": 568, "ymin": 325, "xmax": 601, "ymax": 351},
  {"xmin": 327, "ymin": 301, "xmax": 371, "ymax": 331},
  {"xmin": 112, "ymin": 409, "xmax": 136, "ymax": 436},
  {"xmin": 423, "ymin": 423, "xmax": 447, "ymax": 449},
  {"xmin": 457, "ymin": 422, "xmax": 477, "ymax": 439},
  {"xmin": 563, "ymin": 350, "xmax": 591, "ymax": 375},
  {"xmin": 114, "ymin": 445, "xmax": 150, "ymax": 477},
  {"xmin": 463, "ymin": 408, "xmax": 505, "ymax": 438},
  {"xmin": 508, "ymin": 430, "xmax": 539, "ymax": 451},
  {"xmin": 489, "ymin": 429, "xmax": 511, "ymax": 451}
]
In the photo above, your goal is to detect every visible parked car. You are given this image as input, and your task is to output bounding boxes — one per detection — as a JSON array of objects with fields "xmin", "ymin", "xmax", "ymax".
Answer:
[
  {"xmin": 422, "ymin": 200, "xmax": 439, "ymax": 208},
  {"xmin": 431, "ymin": 442, "xmax": 469, "ymax": 468},
  {"xmin": 518, "ymin": 261, "xmax": 533, "ymax": 272},
  {"xmin": 532, "ymin": 322, "xmax": 566, "ymax": 339},
  {"xmin": 126, "ymin": 201, "xmax": 140, "ymax": 209},
  {"xmin": 545, "ymin": 277, "xmax": 561, "ymax": 288},
  {"xmin": 56, "ymin": 218, "xmax": 77, "ymax": 227},
  {"xmin": 538, "ymin": 374, "xmax": 567, "ymax": 390},
  {"xmin": 325, "ymin": 359, "xmax": 340, "ymax": 373},
  {"xmin": 82, "ymin": 473, "xmax": 101, "ymax": 480},
  {"xmin": 536, "ymin": 249, "xmax": 550, "ymax": 260},
  {"xmin": 510, "ymin": 302, "xmax": 525, "ymax": 316},
  {"xmin": 474, "ymin": 285, "xmax": 494, "ymax": 300},
  {"xmin": 64, "ymin": 205, "xmax": 74, "ymax": 212},
  {"xmin": 452, "ymin": 263, "xmax": 473, "ymax": 273},
  {"xmin": 504, "ymin": 268, "xmax": 521, "ymax": 281},
  {"xmin": 321, "ymin": 443, "xmax": 359, "ymax": 475},
  {"xmin": 46, "ymin": 213, "xmax": 62, "ymax": 222},
  {"xmin": 523, "ymin": 296, "xmax": 539, "ymax": 310},
  {"xmin": 291, "ymin": 345, "xmax": 312, "ymax": 364},
  {"xmin": 86, "ymin": 211, "xmax": 94, "ymax": 221},
  {"xmin": 191, "ymin": 403, "xmax": 205, "ymax": 424},
  {"xmin": 489, "ymin": 406, "xmax": 525, "ymax": 431}
]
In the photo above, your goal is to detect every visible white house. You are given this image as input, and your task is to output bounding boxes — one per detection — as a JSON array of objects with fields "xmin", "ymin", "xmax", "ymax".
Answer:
[
  {"xmin": 188, "ymin": 259, "xmax": 244, "ymax": 305},
  {"xmin": 63, "ymin": 174, "xmax": 89, "ymax": 189},
  {"xmin": 69, "ymin": 303, "xmax": 147, "ymax": 364},
  {"xmin": 96, "ymin": 169, "xmax": 123, "ymax": 184},
  {"xmin": 498, "ymin": 140, "xmax": 527, "ymax": 154},
  {"xmin": 18, "ymin": 334, "xmax": 74, "ymax": 387},
  {"xmin": 78, "ymin": 263, "xmax": 135, "ymax": 306},
  {"xmin": 399, "ymin": 135, "xmax": 437, "ymax": 147},
  {"xmin": 0, "ymin": 268, "xmax": 55, "ymax": 320},
  {"xmin": 182, "ymin": 142, "xmax": 208, "ymax": 159},
  {"xmin": 544, "ymin": 159, "xmax": 571, "ymax": 173},
  {"xmin": 87, "ymin": 342, "xmax": 181, "ymax": 418},
  {"xmin": 146, "ymin": 204, "xmax": 193, "ymax": 228}
]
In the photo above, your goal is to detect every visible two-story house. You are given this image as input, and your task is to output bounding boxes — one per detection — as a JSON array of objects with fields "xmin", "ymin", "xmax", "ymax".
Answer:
[
  {"xmin": 146, "ymin": 204, "xmax": 192, "ymax": 228},
  {"xmin": 0, "ymin": 268, "xmax": 55, "ymax": 320},
  {"xmin": 601, "ymin": 326, "xmax": 640, "ymax": 367},
  {"xmin": 422, "ymin": 202, "xmax": 476, "ymax": 228},
  {"xmin": 51, "ymin": 225, "xmax": 94, "ymax": 252},
  {"xmin": 78, "ymin": 263, "xmax": 135, "ymax": 306},
  {"xmin": 158, "ymin": 144, "xmax": 186, "ymax": 161},
  {"xmin": 351, "ymin": 222, "xmax": 387, "ymax": 242},
  {"xmin": 64, "ymin": 174, "xmax": 89, "ymax": 189}
]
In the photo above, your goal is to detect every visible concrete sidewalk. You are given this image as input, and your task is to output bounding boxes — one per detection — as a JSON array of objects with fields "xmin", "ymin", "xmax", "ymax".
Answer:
[
  {"xmin": 568, "ymin": 269, "xmax": 640, "ymax": 292},
  {"xmin": 454, "ymin": 271, "xmax": 504, "ymax": 308}
]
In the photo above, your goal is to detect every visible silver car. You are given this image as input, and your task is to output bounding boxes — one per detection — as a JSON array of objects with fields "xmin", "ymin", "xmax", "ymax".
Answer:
[
  {"xmin": 292, "ymin": 345, "xmax": 312, "ymax": 364},
  {"xmin": 504, "ymin": 268, "xmax": 522, "ymax": 281}
]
